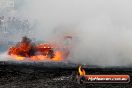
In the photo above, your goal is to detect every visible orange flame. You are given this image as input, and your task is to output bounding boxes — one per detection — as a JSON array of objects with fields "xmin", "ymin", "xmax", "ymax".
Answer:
[
  {"xmin": 52, "ymin": 51, "xmax": 63, "ymax": 61},
  {"xmin": 10, "ymin": 55, "xmax": 25, "ymax": 61},
  {"xmin": 78, "ymin": 66, "xmax": 86, "ymax": 76},
  {"xmin": 8, "ymin": 37, "xmax": 68, "ymax": 62},
  {"xmin": 30, "ymin": 55, "xmax": 48, "ymax": 61},
  {"xmin": 9, "ymin": 51, "xmax": 63, "ymax": 61}
]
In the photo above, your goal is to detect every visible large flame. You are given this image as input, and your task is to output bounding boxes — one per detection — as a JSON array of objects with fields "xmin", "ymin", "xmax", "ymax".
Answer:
[
  {"xmin": 8, "ymin": 37, "xmax": 69, "ymax": 61},
  {"xmin": 9, "ymin": 50, "xmax": 64, "ymax": 61},
  {"xmin": 78, "ymin": 66, "xmax": 86, "ymax": 76},
  {"xmin": 52, "ymin": 51, "xmax": 63, "ymax": 61},
  {"xmin": 11, "ymin": 55, "xmax": 25, "ymax": 61}
]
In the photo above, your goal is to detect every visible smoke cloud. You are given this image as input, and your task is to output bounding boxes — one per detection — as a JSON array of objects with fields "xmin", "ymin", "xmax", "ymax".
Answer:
[{"xmin": 2, "ymin": 0, "xmax": 132, "ymax": 66}]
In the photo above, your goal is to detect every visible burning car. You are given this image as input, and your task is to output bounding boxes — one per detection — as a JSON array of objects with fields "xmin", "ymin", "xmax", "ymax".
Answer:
[{"xmin": 8, "ymin": 36, "xmax": 70, "ymax": 61}]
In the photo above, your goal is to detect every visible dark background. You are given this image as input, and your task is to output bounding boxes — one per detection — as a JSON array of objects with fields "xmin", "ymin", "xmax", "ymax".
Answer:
[{"xmin": 0, "ymin": 61, "xmax": 131, "ymax": 88}]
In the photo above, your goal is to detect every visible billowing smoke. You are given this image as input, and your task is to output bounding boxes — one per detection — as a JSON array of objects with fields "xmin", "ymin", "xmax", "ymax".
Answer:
[
  {"xmin": 1, "ymin": 0, "xmax": 132, "ymax": 66},
  {"xmin": 0, "ymin": 52, "xmax": 10, "ymax": 61}
]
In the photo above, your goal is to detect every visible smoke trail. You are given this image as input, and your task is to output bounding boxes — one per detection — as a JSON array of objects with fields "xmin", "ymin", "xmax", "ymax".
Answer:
[{"xmin": 1, "ymin": 0, "xmax": 132, "ymax": 66}]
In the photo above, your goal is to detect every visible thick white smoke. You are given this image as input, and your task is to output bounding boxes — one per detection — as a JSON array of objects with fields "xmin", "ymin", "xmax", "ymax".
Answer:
[
  {"xmin": 0, "ymin": 52, "xmax": 10, "ymax": 61},
  {"xmin": 2, "ymin": 0, "xmax": 132, "ymax": 66}
]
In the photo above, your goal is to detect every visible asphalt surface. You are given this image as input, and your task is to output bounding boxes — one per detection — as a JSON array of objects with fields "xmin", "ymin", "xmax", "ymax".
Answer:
[{"xmin": 0, "ymin": 61, "xmax": 132, "ymax": 88}]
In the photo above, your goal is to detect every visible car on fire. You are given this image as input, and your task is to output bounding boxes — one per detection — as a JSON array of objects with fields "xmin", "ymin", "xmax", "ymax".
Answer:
[{"xmin": 8, "ymin": 36, "xmax": 70, "ymax": 61}]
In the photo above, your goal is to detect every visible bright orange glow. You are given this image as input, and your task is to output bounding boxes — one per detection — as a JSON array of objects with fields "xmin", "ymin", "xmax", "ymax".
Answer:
[
  {"xmin": 10, "ymin": 51, "xmax": 63, "ymax": 61},
  {"xmin": 30, "ymin": 55, "xmax": 48, "ymax": 61},
  {"xmin": 78, "ymin": 66, "xmax": 86, "ymax": 76},
  {"xmin": 8, "ymin": 37, "xmax": 69, "ymax": 62},
  {"xmin": 10, "ymin": 55, "xmax": 25, "ymax": 61},
  {"xmin": 52, "ymin": 51, "xmax": 63, "ymax": 61}
]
